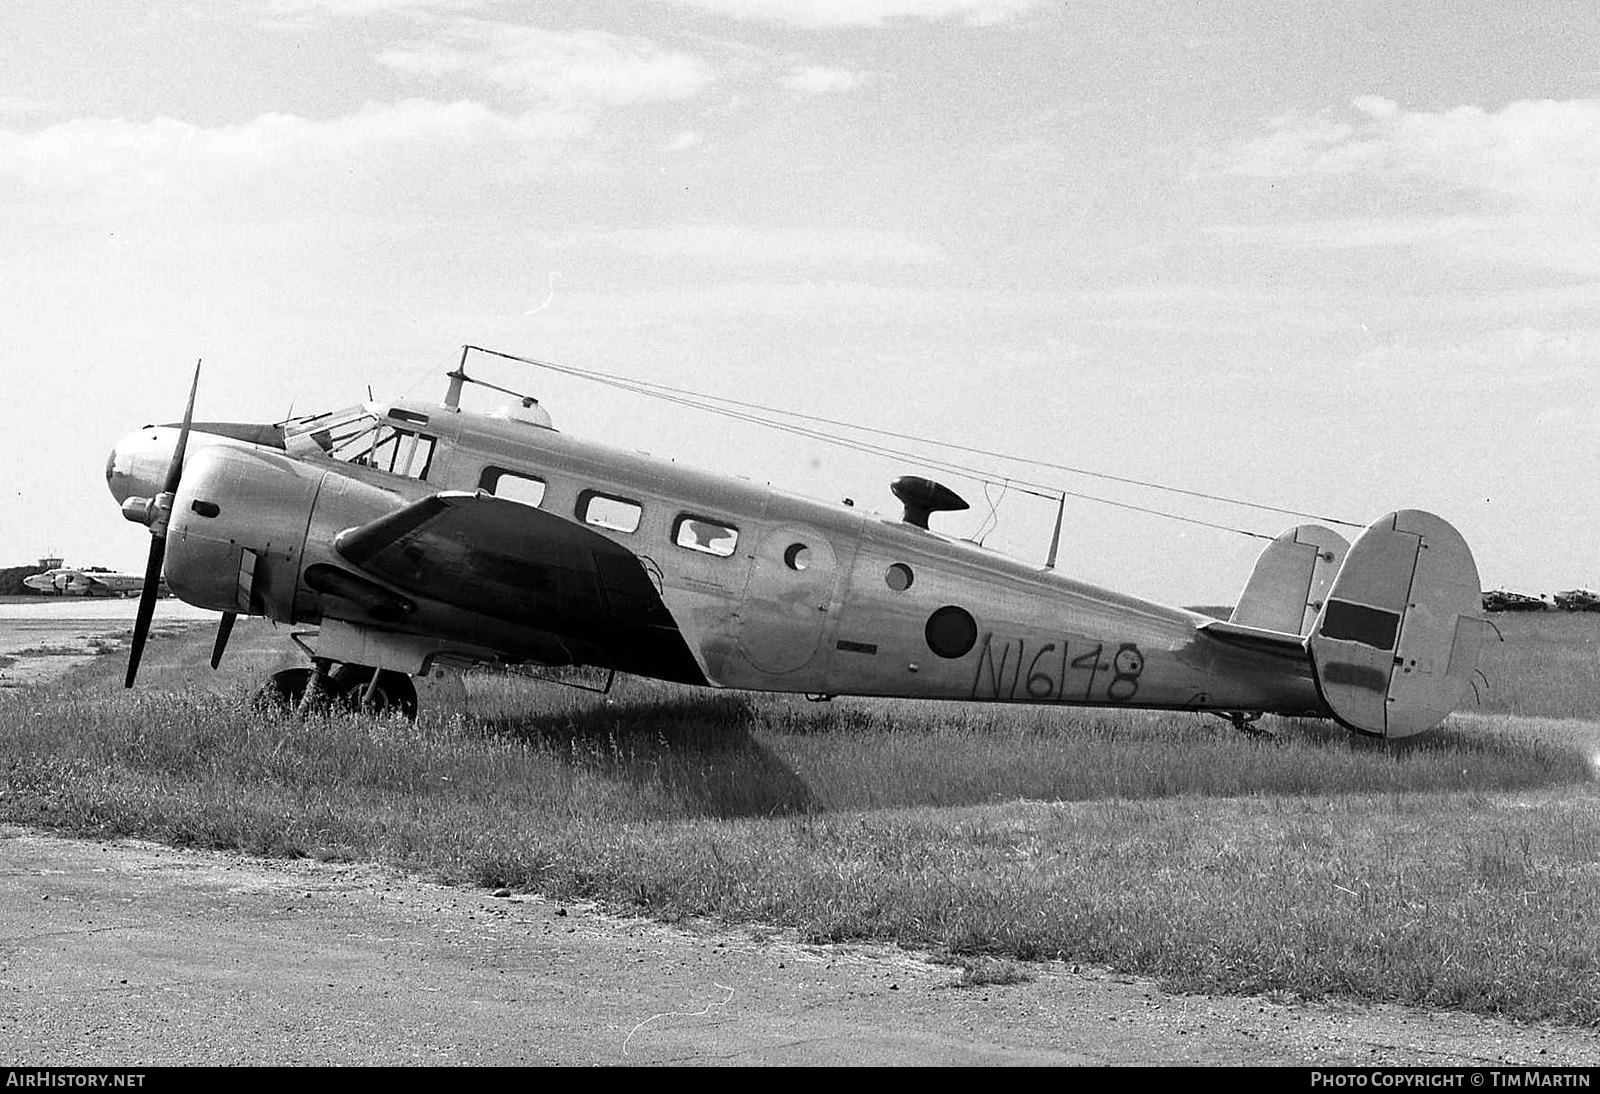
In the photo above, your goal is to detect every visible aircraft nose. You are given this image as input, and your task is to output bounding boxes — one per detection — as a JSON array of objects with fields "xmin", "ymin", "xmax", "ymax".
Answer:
[{"xmin": 106, "ymin": 427, "xmax": 172, "ymax": 507}]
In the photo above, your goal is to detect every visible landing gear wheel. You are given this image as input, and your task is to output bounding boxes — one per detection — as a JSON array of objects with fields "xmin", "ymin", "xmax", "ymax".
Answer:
[
  {"xmin": 255, "ymin": 664, "xmax": 418, "ymax": 719},
  {"xmin": 258, "ymin": 667, "xmax": 315, "ymax": 711},
  {"xmin": 328, "ymin": 664, "xmax": 419, "ymax": 719}
]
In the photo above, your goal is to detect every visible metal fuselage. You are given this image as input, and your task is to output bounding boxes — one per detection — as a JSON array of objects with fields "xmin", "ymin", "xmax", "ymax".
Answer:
[{"xmin": 109, "ymin": 399, "xmax": 1329, "ymax": 720}]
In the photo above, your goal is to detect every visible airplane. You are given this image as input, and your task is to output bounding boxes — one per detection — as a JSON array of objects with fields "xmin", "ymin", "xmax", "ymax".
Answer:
[
  {"xmin": 1481, "ymin": 589, "xmax": 1548, "ymax": 613},
  {"xmin": 105, "ymin": 348, "xmax": 1488, "ymax": 737},
  {"xmin": 1554, "ymin": 589, "xmax": 1600, "ymax": 613},
  {"xmin": 23, "ymin": 565, "xmax": 154, "ymax": 597}
]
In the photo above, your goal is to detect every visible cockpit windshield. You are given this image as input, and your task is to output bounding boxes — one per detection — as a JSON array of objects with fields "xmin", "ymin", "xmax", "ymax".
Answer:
[{"xmin": 283, "ymin": 406, "xmax": 437, "ymax": 480}]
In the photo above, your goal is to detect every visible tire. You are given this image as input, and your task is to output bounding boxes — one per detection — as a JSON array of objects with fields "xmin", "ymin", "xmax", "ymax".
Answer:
[
  {"xmin": 255, "ymin": 665, "xmax": 418, "ymax": 719},
  {"xmin": 328, "ymin": 664, "xmax": 419, "ymax": 719},
  {"xmin": 257, "ymin": 667, "xmax": 314, "ymax": 710}
]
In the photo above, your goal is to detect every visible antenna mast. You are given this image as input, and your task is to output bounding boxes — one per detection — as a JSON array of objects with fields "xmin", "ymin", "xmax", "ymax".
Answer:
[{"xmin": 443, "ymin": 346, "xmax": 471, "ymax": 410}]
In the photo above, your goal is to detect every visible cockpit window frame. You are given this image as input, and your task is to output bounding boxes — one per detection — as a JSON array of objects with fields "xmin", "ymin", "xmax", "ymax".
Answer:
[
  {"xmin": 282, "ymin": 406, "xmax": 438, "ymax": 482},
  {"xmin": 358, "ymin": 426, "xmax": 436, "ymax": 479}
]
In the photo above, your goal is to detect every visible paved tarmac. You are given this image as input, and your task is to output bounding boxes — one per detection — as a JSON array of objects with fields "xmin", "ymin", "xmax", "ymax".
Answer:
[
  {"xmin": 6, "ymin": 825, "xmax": 1598, "ymax": 1068},
  {"xmin": 0, "ymin": 597, "xmax": 212, "ymax": 687}
]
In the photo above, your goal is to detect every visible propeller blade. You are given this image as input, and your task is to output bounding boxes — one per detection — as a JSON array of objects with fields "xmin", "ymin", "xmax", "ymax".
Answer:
[
  {"xmin": 127, "ymin": 360, "xmax": 202, "ymax": 690},
  {"xmin": 161, "ymin": 358, "xmax": 202, "ymax": 495},
  {"xmin": 124, "ymin": 537, "xmax": 167, "ymax": 688},
  {"xmin": 210, "ymin": 612, "xmax": 237, "ymax": 670}
]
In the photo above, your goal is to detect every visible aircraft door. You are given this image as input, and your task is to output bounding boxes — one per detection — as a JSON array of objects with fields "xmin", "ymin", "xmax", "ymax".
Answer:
[{"xmin": 737, "ymin": 525, "xmax": 838, "ymax": 674}]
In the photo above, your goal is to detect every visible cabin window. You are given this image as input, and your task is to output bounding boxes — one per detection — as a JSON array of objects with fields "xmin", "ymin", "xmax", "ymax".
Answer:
[
  {"xmin": 673, "ymin": 515, "xmax": 738, "ymax": 557},
  {"xmin": 579, "ymin": 490, "xmax": 642, "ymax": 534},
  {"xmin": 886, "ymin": 563, "xmax": 914, "ymax": 592},
  {"xmin": 480, "ymin": 467, "xmax": 547, "ymax": 509},
  {"xmin": 783, "ymin": 543, "xmax": 811, "ymax": 571}
]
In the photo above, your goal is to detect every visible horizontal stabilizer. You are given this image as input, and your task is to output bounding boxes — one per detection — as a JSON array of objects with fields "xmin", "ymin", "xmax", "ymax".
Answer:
[
  {"xmin": 1195, "ymin": 618, "xmax": 1312, "ymax": 660},
  {"xmin": 1230, "ymin": 524, "xmax": 1349, "ymax": 637},
  {"xmin": 1307, "ymin": 510, "xmax": 1483, "ymax": 738}
]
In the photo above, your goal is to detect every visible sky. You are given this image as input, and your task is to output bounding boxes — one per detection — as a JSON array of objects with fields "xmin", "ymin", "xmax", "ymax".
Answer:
[{"xmin": 2, "ymin": 0, "xmax": 1596, "ymax": 605}]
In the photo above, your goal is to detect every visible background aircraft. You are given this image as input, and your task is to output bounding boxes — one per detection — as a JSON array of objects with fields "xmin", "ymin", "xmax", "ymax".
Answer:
[
  {"xmin": 107, "ymin": 350, "xmax": 1487, "ymax": 738},
  {"xmin": 1553, "ymin": 589, "xmax": 1599, "ymax": 612},
  {"xmin": 23, "ymin": 565, "xmax": 154, "ymax": 597}
]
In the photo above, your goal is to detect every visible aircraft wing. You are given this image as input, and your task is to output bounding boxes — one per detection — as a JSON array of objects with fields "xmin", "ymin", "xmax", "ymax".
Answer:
[{"xmin": 332, "ymin": 491, "xmax": 705, "ymax": 681}]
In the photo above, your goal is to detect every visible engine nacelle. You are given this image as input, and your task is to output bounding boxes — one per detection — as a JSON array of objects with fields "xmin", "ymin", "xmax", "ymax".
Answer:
[
  {"xmin": 167, "ymin": 445, "xmax": 422, "ymax": 625},
  {"xmin": 166, "ymin": 446, "xmax": 322, "ymax": 619}
]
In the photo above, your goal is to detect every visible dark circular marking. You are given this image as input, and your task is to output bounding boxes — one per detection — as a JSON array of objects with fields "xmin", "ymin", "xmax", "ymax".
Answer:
[{"xmin": 925, "ymin": 605, "xmax": 977, "ymax": 659}]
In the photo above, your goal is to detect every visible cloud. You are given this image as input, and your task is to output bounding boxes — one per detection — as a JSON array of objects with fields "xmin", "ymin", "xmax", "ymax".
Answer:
[
  {"xmin": 0, "ymin": 100, "xmax": 588, "ymax": 220},
  {"xmin": 0, "ymin": 97, "xmax": 53, "ymax": 120},
  {"xmin": 660, "ymin": 130, "xmax": 702, "ymax": 153},
  {"xmin": 1206, "ymin": 97, "xmax": 1600, "ymax": 275},
  {"xmin": 564, "ymin": 225, "xmax": 948, "ymax": 267},
  {"xmin": 1235, "ymin": 213, "xmax": 1600, "ymax": 278},
  {"xmin": 378, "ymin": 22, "xmax": 716, "ymax": 105},
  {"xmin": 667, "ymin": 0, "xmax": 1041, "ymax": 28},
  {"xmin": 241, "ymin": 0, "xmax": 489, "ymax": 32},
  {"xmin": 781, "ymin": 66, "xmax": 867, "ymax": 95},
  {"xmin": 1342, "ymin": 326, "xmax": 1600, "ymax": 414},
  {"xmin": 1220, "ymin": 96, "xmax": 1600, "ymax": 210},
  {"xmin": 1206, "ymin": 215, "xmax": 1496, "ymax": 249},
  {"xmin": 252, "ymin": 0, "xmax": 486, "ymax": 19}
]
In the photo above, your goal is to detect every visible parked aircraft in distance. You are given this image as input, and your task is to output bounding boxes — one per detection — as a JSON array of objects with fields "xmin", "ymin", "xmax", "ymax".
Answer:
[
  {"xmin": 105, "ymin": 348, "xmax": 1488, "ymax": 738},
  {"xmin": 1554, "ymin": 589, "xmax": 1600, "ymax": 613},
  {"xmin": 23, "ymin": 565, "xmax": 156, "ymax": 597},
  {"xmin": 1482, "ymin": 589, "xmax": 1547, "ymax": 613}
]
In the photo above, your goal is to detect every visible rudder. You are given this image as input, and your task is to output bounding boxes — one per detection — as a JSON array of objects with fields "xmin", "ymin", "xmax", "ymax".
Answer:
[{"xmin": 1307, "ymin": 510, "xmax": 1483, "ymax": 738}]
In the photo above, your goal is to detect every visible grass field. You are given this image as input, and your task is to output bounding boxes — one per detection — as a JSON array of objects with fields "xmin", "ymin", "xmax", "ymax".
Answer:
[{"xmin": 1, "ymin": 611, "xmax": 1597, "ymax": 1025}]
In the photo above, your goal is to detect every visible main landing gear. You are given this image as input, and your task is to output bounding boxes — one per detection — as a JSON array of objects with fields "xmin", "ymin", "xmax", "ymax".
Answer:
[{"xmin": 258, "ymin": 661, "xmax": 419, "ymax": 719}]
